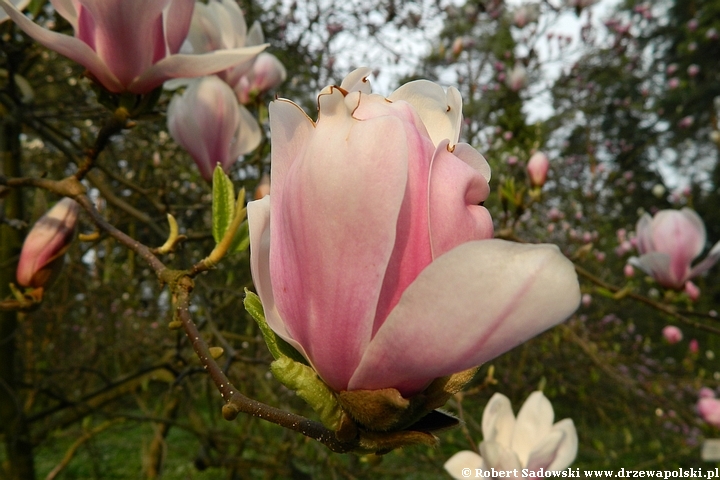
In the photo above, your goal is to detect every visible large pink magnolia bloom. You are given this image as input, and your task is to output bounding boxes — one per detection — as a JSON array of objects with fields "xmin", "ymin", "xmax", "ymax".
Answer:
[
  {"xmin": 0, "ymin": 0, "xmax": 265, "ymax": 94},
  {"xmin": 629, "ymin": 208, "xmax": 720, "ymax": 290},
  {"xmin": 167, "ymin": 76, "xmax": 260, "ymax": 181},
  {"xmin": 248, "ymin": 68, "xmax": 581, "ymax": 396},
  {"xmin": 444, "ymin": 391, "xmax": 578, "ymax": 478},
  {"xmin": 17, "ymin": 198, "xmax": 80, "ymax": 289}
]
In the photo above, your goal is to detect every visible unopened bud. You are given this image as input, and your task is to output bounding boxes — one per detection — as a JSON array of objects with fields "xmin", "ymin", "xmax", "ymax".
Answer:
[{"xmin": 16, "ymin": 198, "xmax": 79, "ymax": 289}]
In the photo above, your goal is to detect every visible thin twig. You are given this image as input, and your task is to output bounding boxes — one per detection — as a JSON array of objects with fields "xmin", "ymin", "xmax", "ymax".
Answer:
[{"xmin": 173, "ymin": 278, "xmax": 356, "ymax": 453}]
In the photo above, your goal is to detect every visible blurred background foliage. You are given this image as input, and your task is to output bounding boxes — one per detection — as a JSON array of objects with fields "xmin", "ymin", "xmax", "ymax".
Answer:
[{"xmin": 1, "ymin": 0, "xmax": 720, "ymax": 478}]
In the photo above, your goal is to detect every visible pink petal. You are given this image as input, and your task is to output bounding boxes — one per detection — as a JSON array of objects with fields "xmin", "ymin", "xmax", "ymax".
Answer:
[
  {"xmin": 129, "ymin": 46, "xmax": 265, "ymax": 94},
  {"xmin": 0, "ymin": 0, "xmax": 123, "ymax": 92},
  {"xmin": 269, "ymin": 87, "xmax": 409, "ymax": 391},
  {"xmin": 689, "ymin": 240, "xmax": 720, "ymax": 279},
  {"xmin": 349, "ymin": 240, "xmax": 580, "ymax": 395},
  {"xmin": 247, "ymin": 197, "xmax": 308, "ymax": 358},
  {"xmin": 167, "ymin": 76, "xmax": 241, "ymax": 181},
  {"xmin": 630, "ymin": 252, "xmax": 683, "ymax": 289},
  {"xmin": 164, "ymin": 0, "xmax": 195, "ymax": 54},
  {"xmin": 635, "ymin": 213, "xmax": 654, "ymax": 254},
  {"xmin": 429, "ymin": 140, "xmax": 493, "ymax": 259},
  {"xmin": 76, "ymin": 0, "xmax": 169, "ymax": 88}
]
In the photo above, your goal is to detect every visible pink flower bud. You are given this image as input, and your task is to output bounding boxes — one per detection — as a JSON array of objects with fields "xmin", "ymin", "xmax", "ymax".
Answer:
[
  {"xmin": 507, "ymin": 63, "xmax": 527, "ymax": 91},
  {"xmin": 690, "ymin": 339, "xmax": 700, "ymax": 354},
  {"xmin": 688, "ymin": 64, "xmax": 700, "ymax": 77},
  {"xmin": 235, "ymin": 53, "xmax": 287, "ymax": 104},
  {"xmin": 698, "ymin": 398, "xmax": 720, "ymax": 428},
  {"xmin": 17, "ymin": 198, "xmax": 79, "ymax": 289},
  {"xmin": 678, "ymin": 116, "xmax": 694, "ymax": 129},
  {"xmin": 581, "ymin": 293, "xmax": 592, "ymax": 307},
  {"xmin": 624, "ymin": 264, "xmax": 635, "ymax": 277},
  {"xmin": 668, "ymin": 77, "xmax": 680, "ymax": 89},
  {"xmin": 662, "ymin": 325, "xmax": 683, "ymax": 344},
  {"xmin": 527, "ymin": 151, "xmax": 550, "ymax": 187}
]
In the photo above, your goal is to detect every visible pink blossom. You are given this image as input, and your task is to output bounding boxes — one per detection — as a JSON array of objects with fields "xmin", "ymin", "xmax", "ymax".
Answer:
[
  {"xmin": 235, "ymin": 53, "xmax": 287, "ymax": 104},
  {"xmin": 629, "ymin": 209, "xmax": 720, "ymax": 290},
  {"xmin": 668, "ymin": 77, "xmax": 680, "ymax": 89},
  {"xmin": 0, "ymin": 0, "xmax": 264, "ymax": 94},
  {"xmin": 527, "ymin": 151, "xmax": 550, "ymax": 187},
  {"xmin": 698, "ymin": 398, "xmax": 720, "ymax": 428},
  {"xmin": 444, "ymin": 391, "xmax": 577, "ymax": 476},
  {"xmin": 688, "ymin": 64, "xmax": 700, "ymax": 77},
  {"xmin": 581, "ymin": 294, "xmax": 592, "ymax": 307},
  {"xmin": 690, "ymin": 339, "xmax": 700, "ymax": 354},
  {"xmin": 624, "ymin": 264, "xmax": 635, "ymax": 277},
  {"xmin": 17, "ymin": 198, "xmax": 80, "ymax": 289},
  {"xmin": 700, "ymin": 387, "xmax": 716, "ymax": 399},
  {"xmin": 507, "ymin": 63, "xmax": 528, "ymax": 91},
  {"xmin": 182, "ymin": 1, "xmax": 285, "ymax": 102},
  {"xmin": 167, "ymin": 76, "xmax": 261, "ymax": 182},
  {"xmin": 247, "ymin": 68, "xmax": 581, "ymax": 396},
  {"xmin": 662, "ymin": 325, "xmax": 683, "ymax": 344}
]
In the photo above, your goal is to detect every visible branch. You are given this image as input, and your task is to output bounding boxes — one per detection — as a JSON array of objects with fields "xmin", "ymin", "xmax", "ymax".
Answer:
[
  {"xmin": 173, "ymin": 277, "xmax": 356, "ymax": 453},
  {"xmin": 575, "ymin": 264, "xmax": 720, "ymax": 336}
]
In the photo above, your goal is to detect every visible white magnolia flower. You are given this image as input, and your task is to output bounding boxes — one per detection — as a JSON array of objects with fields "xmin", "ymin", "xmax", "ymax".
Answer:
[{"xmin": 445, "ymin": 391, "xmax": 578, "ymax": 479}]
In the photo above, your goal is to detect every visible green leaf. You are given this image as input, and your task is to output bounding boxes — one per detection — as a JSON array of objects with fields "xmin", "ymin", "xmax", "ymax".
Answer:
[
  {"xmin": 243, "ymin": 289, "xmax": 307, "ymax": 364},
  {"xmin": 212, "ymin": 166, "xmax": 236, "ymax": 244},
  {"xmin": 270, "ymin": 357, "xmax": 343, "ymax": 430}
]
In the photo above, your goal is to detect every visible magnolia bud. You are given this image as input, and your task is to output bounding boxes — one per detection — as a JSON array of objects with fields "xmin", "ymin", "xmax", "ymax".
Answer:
[
  {"xmin": 527, "ymin": 151, "xmax": 550, "ymax": 187},
  {"xmin": 17, "ymin": 198, "xmax": 80, "ymax": 289},
  {"xmin": 662, "ymin": 325, "xmax": 683, "ymax": 344}
]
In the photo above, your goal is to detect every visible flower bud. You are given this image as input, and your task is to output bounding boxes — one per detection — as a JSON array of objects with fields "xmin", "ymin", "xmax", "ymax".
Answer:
[
  {"xmin": 235, "ymin": 53, "xmax": 287, "ymax": 104},
  {"xmin": 16, "ymin": 198, "xmax": 80, "ymax": 289},
  {"xmin": 662, "ymin": 325, "xmax": 683, "ymax": 344},
  {"xmin": 527, "ymin": 151, "xmax": 550, "ymax": 187}
]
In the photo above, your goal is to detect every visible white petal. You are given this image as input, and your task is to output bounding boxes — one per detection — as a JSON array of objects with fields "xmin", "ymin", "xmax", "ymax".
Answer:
[
  {"xmin": 389, "ymin": 80, "xmax": 462, "ymax": 147},
  {"xmin": 444, "ymin": 451, "xmax": 485, "ymax": 479},
  {"xmin": 510, "ymin": 391, "xmax": 555, "ymax": 465},
  {"xmin": 482, "ymin": 393, "xmax": 516, "ymax": 448},
  {"xmin": 340, "ymin": 67, "xmax": 373, "ymax": 94}
]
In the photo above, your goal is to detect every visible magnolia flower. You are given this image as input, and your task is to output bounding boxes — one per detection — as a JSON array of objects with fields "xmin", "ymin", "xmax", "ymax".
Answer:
[
  {"xmin": 17, "ymin": 198, "xmax": 80, "ymax": 289},
  {"xmin": 0, "ymin": 0, "xmax": 265, "ymax": 94},
  {"xmin": 527, "ymin": 151, "xmax": 550, "ymax": 187},
  {"xmin": 698, "ymin": 397, "xmax": 720, "ymax": 428},
  {"xmin": 629, "ymin": 208, "xmax": 720, "ymax": 290},
  {"xmin": 181, "ymin": 0, "xmax": 285, "ymax": 102},
  {"xmin": 235, "ymin": 53, "xmax": 287, "ymax": 104},
  {"xmin": 662, "ymin": 325, "xmax": 683, "ymax": 344},
  {"xmin": 247, "ymin": 68, "xmax": 580, "ymax": 397},
  {"xmin": 507, "ymin": 63, "xmax": 528, "ymax": 91},
  {"xmin": 445, "ymin": 391, "xmax": 578, "ymax": 478},
  {"xmin": 0, "ymin": 0, "xmax": 28, "ymax": 23},
  {"xmin": 167, "ymin": 76, "xmax": 260, "ymax": 182}
]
